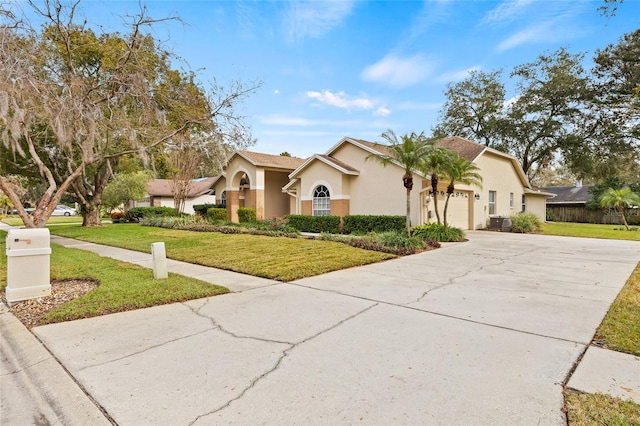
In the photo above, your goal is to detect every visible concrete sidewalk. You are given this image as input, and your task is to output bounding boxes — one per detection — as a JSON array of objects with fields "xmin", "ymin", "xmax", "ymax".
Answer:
[{"xmin": 2, "ymin": 225, "xmax": 640, "ymax": 424}]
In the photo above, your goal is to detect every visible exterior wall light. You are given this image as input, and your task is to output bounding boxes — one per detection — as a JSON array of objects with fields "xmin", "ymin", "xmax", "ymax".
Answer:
[{"xmin": 474, "ymin": 193, "xmax": 481, "ymax": 200}]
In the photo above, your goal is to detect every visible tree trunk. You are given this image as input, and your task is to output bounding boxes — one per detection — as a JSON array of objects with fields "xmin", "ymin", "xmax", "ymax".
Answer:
[
  {"xmin": 82, "ymin": 203, "xmax": 102, "ymax": 226},
  {"xmin": 406, "ymin": 188, "xmax": 411, "ymax": 235},
  {"xmin": 619, "ymin": 206, "xmax": 630, "ymax": 230},
  {"xmin": 443, "ymin": 195, "xmax": 451, "ymax": 227},
  {"xmin": 431, "ymin": 175, "xmax": 441, "ymax": 225}
]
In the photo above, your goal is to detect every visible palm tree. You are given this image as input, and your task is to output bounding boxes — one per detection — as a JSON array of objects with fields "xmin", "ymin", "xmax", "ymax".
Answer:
[
  {"xmin": 441, "ymin": 153, "xmax": 483, "ymax": 227},
  {"xmin": 369, "ymin": 130, "xmax": 435, "ymax": 234},
  {"xmin": 422, "ymin": 147, "xmax": 453, "ymax": 225},
  {"xmin": 600, "ymin": 187, "xmax": 640, "ymax": 231}
]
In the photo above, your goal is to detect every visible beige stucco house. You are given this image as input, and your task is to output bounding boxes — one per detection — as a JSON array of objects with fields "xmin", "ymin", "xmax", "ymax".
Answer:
[
  {"xmin": 221, "ymin": 151, "xmax": 305, "ymax": 222},
  {"xmin": 220, "ymin": 136, "xmax": 550, "ymax": 230}
]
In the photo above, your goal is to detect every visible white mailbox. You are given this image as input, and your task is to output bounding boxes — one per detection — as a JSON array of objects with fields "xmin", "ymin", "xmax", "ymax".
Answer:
[{"xmin": 5, "ymin": 228, "xmax": 52, "ymax": 306}]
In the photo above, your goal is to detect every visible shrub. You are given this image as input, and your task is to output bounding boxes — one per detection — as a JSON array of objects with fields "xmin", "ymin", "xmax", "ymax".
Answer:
[
  {"xmin": 237, "ymin": 207, "xmax": 256, "ymax": 223},
  {"xmin": 246, "ymin": 216, "xmax": 300, "ymax": 234},
  {"xmin": 193, "ymin": 203, "xmax": 224, "ymax": 216},
  {"xmin": 128, "ymin": 206, "xmax": 179, "ymax": 222},
  {"xmin": 411, "ymin": 223, "xmax": 465, "ymax": 242},
  {"xmin": 110, "ymin": 211, "xmax": 127, "ymax": 224},
  {"xmin": 286, "ymin": 215, "xmax": 341, "ymax": 233},
  {"xmin": 510, "ymin": 212, "xmax": 542, "ymax": 233},
  {"xmin": 343, "ymin": 215, "xmax": 405, "ymax": 234},
  {"xmin": 140, "ymin": 215, "xmax": 204, "ymax": 228},
  {"xmin": 206, "ymin": 208, "xmax": 228, "ymax": 223},
  {"xmin": 374, "ymin": 231, "xmax": 425, "ymax": 249}
]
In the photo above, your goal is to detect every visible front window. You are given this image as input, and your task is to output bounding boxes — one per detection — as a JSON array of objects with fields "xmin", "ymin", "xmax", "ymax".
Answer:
[
  {"xmin": 312, "ymin": 185, "xmax": 331, "ymax": 216},
  {"xmin": 488, "ymin": 191, "xmax": 496, "ymax": 215},
  {"xmin": 510, "ymin": 192, "xmax": 514, "ymax": 209},
  {"xmin": 220, "ymin": 191, "xmax": 226, "ymax": 208},
  {"xmin": 521, "ymin": 194, "xmax": 526, "ymax": 212}
]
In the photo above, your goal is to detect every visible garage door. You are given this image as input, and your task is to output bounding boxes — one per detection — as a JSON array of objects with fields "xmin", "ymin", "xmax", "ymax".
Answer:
[{"xmin": 439, "ymin": 189, "xmax": 471, "ymax": 229}]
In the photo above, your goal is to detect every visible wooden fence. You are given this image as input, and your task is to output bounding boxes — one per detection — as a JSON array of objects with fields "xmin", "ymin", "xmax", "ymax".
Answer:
[{"xmin": 547, "ymin": 206, "xmax": 639, "ymax": 225}]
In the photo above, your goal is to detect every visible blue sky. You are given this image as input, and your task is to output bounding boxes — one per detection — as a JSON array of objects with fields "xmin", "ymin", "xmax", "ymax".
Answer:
[{"xmin": 23, "ymin": 1, "xmax": 640, "ymax": 158}]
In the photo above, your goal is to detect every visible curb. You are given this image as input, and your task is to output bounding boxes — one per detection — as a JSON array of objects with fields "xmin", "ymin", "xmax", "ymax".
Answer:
[{"xmin": 0, "ymin": 304, "xmax": 112, "ymax": 425}]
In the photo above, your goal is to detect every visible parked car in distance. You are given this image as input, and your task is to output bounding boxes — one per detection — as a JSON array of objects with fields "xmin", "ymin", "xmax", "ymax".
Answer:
[{"xmin": 52, "ymin": 205, "xmax": 77, "ymax": 216}]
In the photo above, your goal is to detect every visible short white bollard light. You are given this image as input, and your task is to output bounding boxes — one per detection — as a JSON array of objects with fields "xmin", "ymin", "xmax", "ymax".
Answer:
[
  {"xmin": 5, "ymin": 228, "xmax": 52, "ymax": 306},
  {"xmin": 151, "ymin": 242, "xmax": 168, "ymax": 279}
]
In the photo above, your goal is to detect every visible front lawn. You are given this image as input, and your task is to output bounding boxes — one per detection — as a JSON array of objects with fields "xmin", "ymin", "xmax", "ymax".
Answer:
[
  {"xmin": 594, "ymin": 262, "xmax": 640, "ymax": 357},
  {"xmin": 49, "ymin": 224, "xmax": 395, "ymax": 281},
  {"xmin": 2, "ymin": 216, "xmax": 83, "ymax": 226},
  {"xmin": 566, "ymin": 392, "xmax": 640, "ymax": 426},
  {"xmin": 0, "ymin": 230, "xmax": 228, "ymax": 325},
  {"xmin": 542, "ymin": 222, "xmax": 640, "ymax": 241}
]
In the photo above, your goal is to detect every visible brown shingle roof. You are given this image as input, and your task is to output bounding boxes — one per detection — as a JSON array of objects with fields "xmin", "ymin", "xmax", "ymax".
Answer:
[
  {"xmin": 436, "ymin": 136, "xmax": 486, "ymax": 162},
  {"xmin": 318, "ymin": 155, "xmax": 359, "ymax": 173},
  {"xmin": 350, "ymin": 139, "xmax": 393, "ymax": 157},
  {"xmin": 147, "ymin": 176, "xmax": 218, "ymax": 197},
  {"xmin": 238, "ymin": 150, "xmax": 306, "ymax": 170}
]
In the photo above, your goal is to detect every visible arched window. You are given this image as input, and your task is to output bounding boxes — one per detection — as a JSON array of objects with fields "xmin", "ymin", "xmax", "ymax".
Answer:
[
  {"xmin": 220, "ymin": 191, "xmax": 227, "ymax": 208},
  {"xmin": 312, "ymin": 185, "xmax": 330, "ymax": 216}
]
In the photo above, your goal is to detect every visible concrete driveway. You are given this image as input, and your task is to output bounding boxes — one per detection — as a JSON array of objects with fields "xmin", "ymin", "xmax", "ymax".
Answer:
[{"xmin": 33, "ymin": 232, "xmax": 639, "ymax": 425}]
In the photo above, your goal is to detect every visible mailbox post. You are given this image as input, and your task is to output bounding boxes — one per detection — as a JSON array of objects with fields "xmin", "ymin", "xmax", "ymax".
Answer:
[{"xmin": 5, "ymin": 228, "xmax": 52, "ymax": 306}]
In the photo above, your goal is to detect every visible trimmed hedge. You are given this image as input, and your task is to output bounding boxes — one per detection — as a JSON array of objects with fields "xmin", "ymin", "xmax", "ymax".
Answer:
[
  {"xmin": 343, "ymin": 215, "xmax": 405, "ymax": 234},
  {"xmin": 237, "ymin": 207, "xmax": 256, "ymax": 223},
  {"xmin": 194, "ymin": 203, "xmax": 224, "ymax": 216},
  {"xmin": 286, "ymin": 215, "xmax": 341, "ymax": 233},
  {"xmin": 206, "ymin": 208, "xmax": 228, "ymax": 222}
]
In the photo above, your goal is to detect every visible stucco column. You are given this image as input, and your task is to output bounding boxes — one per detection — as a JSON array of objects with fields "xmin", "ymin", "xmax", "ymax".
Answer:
[
  {"xmin": 227, "ymin": 190, "xmax": 240, "ymax": 223},
  {"xmin": 252, "ymin": 189, "xmax": 265, "ymax": 220}
]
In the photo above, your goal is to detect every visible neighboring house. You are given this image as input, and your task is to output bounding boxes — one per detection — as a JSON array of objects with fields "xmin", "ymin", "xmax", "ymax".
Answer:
[
  {"xmin": 136, "ymin": 176, "xmax": 219, "ymax": 214},
  {"xmin": 222, "ymin": 136, "xmax": 550, "ymax": 230},
  {"xmin": 543, "ymin": 184, "xmax": 607, "ymax": 223},
  {"xmin": 433, "ymin": 137, "xmax": 552, "ymax": 229}
]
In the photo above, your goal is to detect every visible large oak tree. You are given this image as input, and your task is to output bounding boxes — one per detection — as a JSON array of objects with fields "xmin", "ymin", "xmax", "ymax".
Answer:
[{"xmin": 0, "ymin": 0, "xmax": 258, "ymax": 227}]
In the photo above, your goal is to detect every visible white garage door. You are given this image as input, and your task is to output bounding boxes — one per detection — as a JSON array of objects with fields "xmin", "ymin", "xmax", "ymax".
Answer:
[{"xmin": 439, "ymin": 190, "xmax": 471, "ymax": 229}]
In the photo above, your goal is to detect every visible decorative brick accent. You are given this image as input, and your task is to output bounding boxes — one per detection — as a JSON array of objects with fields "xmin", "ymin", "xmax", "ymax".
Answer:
[
  {"xmin": 331, "ymin": 199, "xmax": 350, "ymax": 217},
  {"xmin": 301, "ymin": 200, "xmax": 312, "ymax": 215}
]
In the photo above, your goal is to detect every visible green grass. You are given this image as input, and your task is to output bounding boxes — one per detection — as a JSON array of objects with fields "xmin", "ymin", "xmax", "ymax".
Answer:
[
  {"xmin": 542, "ymin": 222, "xmax": 640, "ymax": 241},
  {"xmin": 48, "ymin": 224, "xmax": 395, "ymax": 281},
  {"xmin": 594, "ymin": 262, "xmax": 640, "ymax": 357},
  {"xmin": 562, "ymin": 229, "xmax": 640, "ymax": 424},
  {"xmin": 566, "ymin": 393, "xmax": 640, "ymax": 426},
  {"xmin": 0, "ymin": 230, "xmax": 228, "ymax": 325},
  {"xmin": 2, "ymin": 216, "xmax": 83, "ymax": 226}
]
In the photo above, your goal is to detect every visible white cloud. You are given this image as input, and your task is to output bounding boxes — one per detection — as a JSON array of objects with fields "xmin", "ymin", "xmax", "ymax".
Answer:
[
  {"xmin": 306, "ymin": 90, "xmax": 375, "ymax": 111},
  {"xmin": 496, "ymin": 21, "xmax": 558, "ymax": 52},
  {"xmin": 482, "ymin": 0, "xmax": 534, "ymax": 25},
  {"xmin": 374, "ymin": 106, "xmax": 391, "ymax": 117},
  {"xmin": 284, "ymin": 0, "xmax": 354, "ymax": 43},
  {"xmin": 436, "ymin": 66, "xmax": 482, "ymax": 84},
  {"xmin": 361, "ymin": 54, "xmax": 434, "ymax": 88}
]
